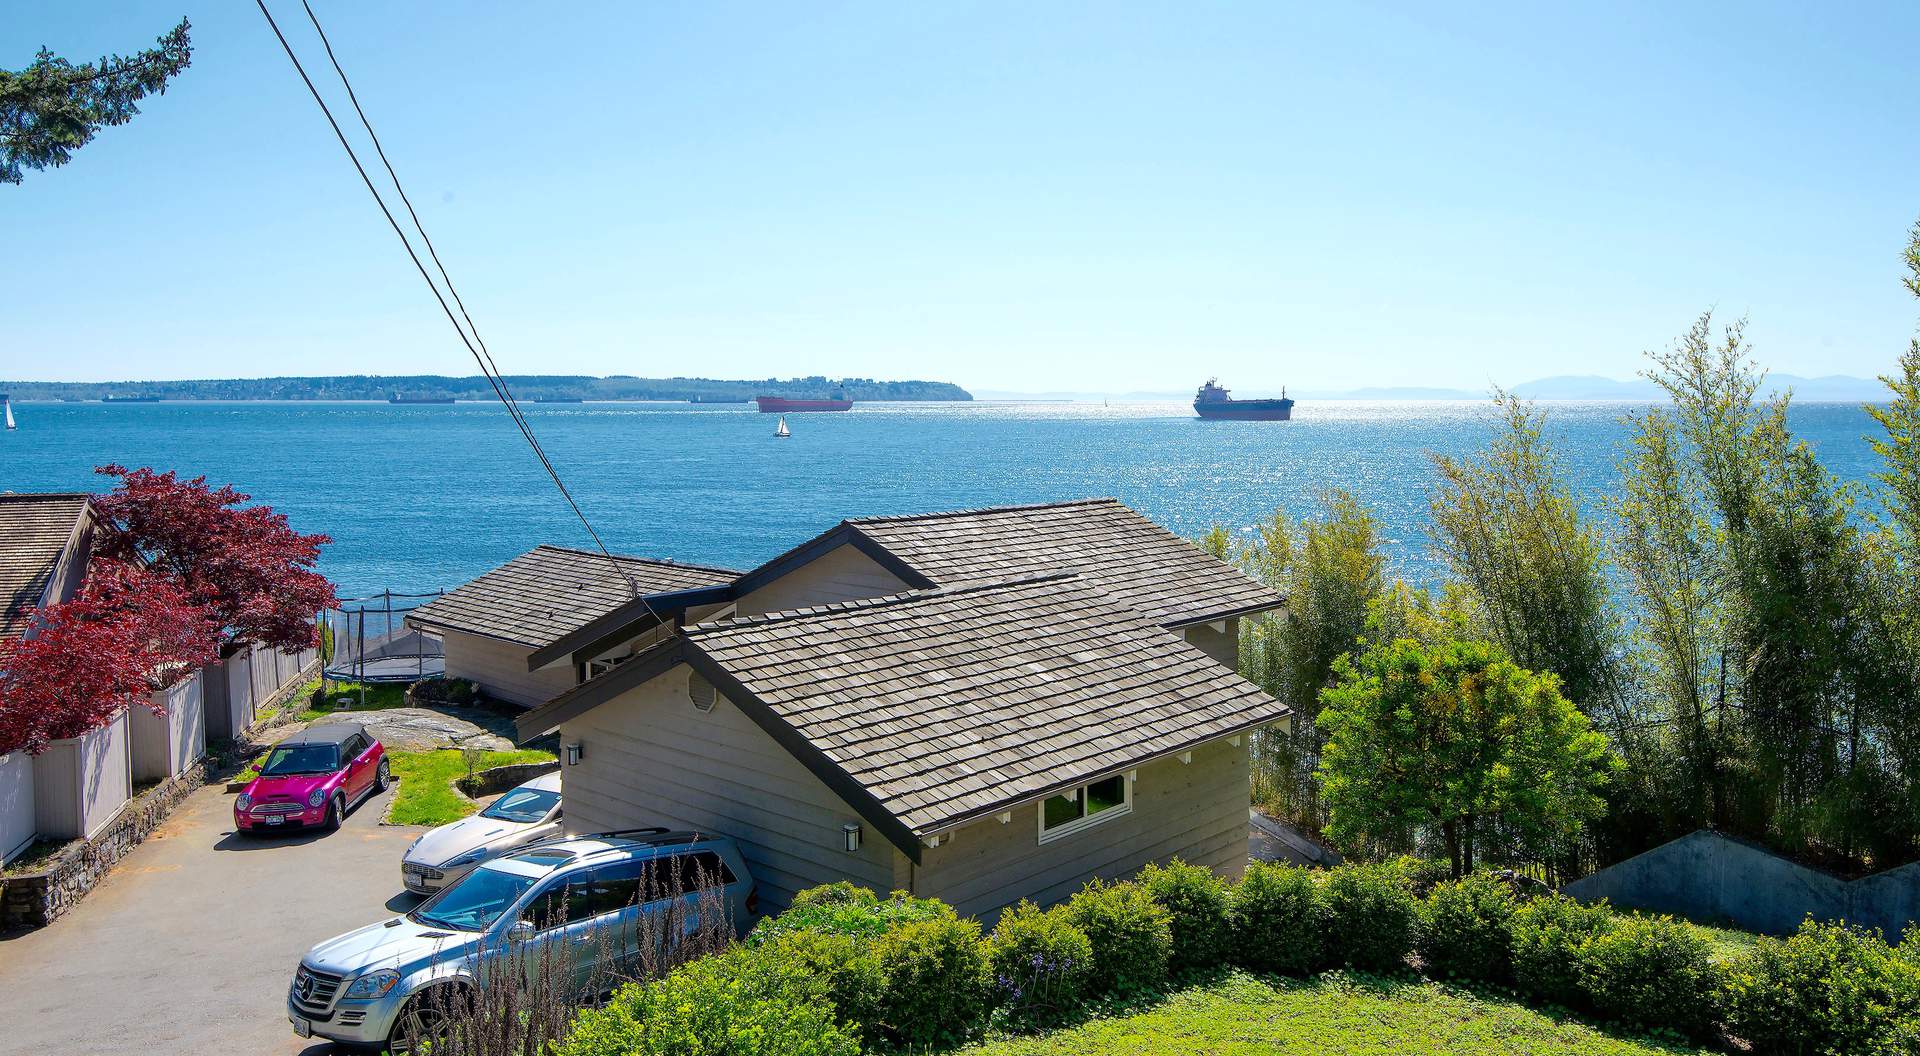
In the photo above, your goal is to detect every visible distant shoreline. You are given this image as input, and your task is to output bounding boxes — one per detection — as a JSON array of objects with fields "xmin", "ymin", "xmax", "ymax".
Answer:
[{"xmin": 0, "ymin": 374, "xmax": 972, "ymax": 403}]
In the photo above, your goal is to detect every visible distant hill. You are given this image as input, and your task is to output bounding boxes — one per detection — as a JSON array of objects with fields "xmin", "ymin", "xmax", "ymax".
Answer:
[{"xmin": 0, "ymin": 375, "xmax": 973, "ymax": 403}]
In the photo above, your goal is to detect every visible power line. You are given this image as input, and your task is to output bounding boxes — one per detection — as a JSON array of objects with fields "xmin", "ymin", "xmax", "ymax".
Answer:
[{"xmin": 253, "ymin": 0, "xmax": 657, "ymax": 618}]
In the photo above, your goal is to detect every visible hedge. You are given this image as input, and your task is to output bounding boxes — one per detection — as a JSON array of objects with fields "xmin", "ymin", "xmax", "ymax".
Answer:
[{"xmin": 553, "ymin": 865, "xmax": 1920, "ymax": 1055}]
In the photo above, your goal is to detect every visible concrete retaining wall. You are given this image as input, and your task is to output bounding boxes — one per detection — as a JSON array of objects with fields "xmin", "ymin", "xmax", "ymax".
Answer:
[{"xmin": 1565, "ymin": 829, "xmax": 1920, "ymax": 938}]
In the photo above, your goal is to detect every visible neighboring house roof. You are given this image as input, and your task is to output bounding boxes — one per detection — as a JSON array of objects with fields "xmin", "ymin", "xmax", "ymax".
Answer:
[
  {"xmin": 0, "ymin": 493, "xmax": 92, "ymax": 641},
  {"xmin": 408, "ymin": 545, "xmax": 738, "ymax": 649},
  {"xmin": 519, "ymin": 573, "xmax": 1291, "ymax": 860},
  {"xmin": 533, "ymin": 497, "xmax": 1283, "ymax": 675}
]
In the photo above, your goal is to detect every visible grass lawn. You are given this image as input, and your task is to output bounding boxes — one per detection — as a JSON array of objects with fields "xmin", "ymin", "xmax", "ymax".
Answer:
[
  {"xmin": 386, "ymin": 748, "xmax": 556, "ymax": 826},
  {"xmin": 961, "ymin": 972, "xmax": 1712, "ymax": 1056},
  {"xmin": 295, "ymin": 679, "xmax": 408, "ymax": 722}
]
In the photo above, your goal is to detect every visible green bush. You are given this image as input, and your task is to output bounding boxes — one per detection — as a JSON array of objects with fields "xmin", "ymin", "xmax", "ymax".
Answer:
[
  {"xmin": 1321, "ymin": 863, "xmax": 1418, "ymax": 972},
  {"xmin": 1228, "ymin": 861, "xmax": 1326, "ymax": 974},
  {"xmin": 1417, "ymin": 873, "xmax": 1518, "ymax": 982},
  {"xmin": 767, "ymin": 930, "xmax": 886, "ymax": 1041},
  {"xmin": 1510, "ymin": 894, "xmax": 1616, "ymax": 1008},
  {"xmin": 1061, "ymin": 879, "xmax": 1174, "ymax": 998},
  {"xmin": 1579, "ymin": 913, "xmax": 1721, "ymax": 1039},
  {"xmin": 1384, "ymin": 855, "xmax": 1455, "ymax": 897},
  {"xmin": 1723, "ymin": 919, "xmax": 1920, "ymax": 1056},
  {"xmin": 873, "ymin": 913, "xmax": 992, "ymax": 1049},
  {"xmin": 1139, "ymin": 858, "xmax": 1232, "ymax": 977},
  {"xmin": 750, "ymin": 884, "xmax": 950, "ymax": 943},
  {"xmin": 557, "ymin": 946, "xmax": 857, "ymax": 1056},
  {"xmin": 987, "ymin": 901, "xmax": 1095, "ymax": 1031}
]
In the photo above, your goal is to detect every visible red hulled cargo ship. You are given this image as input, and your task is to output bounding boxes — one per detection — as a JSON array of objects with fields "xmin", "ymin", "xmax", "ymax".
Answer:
[{"xmin": 754, "ymin": 394, "xmax": 853, "ymax": 413}]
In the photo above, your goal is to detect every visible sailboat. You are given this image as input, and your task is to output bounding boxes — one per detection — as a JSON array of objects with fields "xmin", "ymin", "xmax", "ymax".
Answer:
[
  {"xmin": 2, "ymin": 394, "xmax": 14, "ymax": 431},
  {"xmin": 774, "ymin": 415, "xmax": 790, "ymax": 439}
]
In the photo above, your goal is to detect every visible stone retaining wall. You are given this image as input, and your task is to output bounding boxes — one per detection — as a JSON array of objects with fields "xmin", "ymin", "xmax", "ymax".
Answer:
[
  {"xmin": 1, "ymin": 760, "xmax": 209, "ymax": 930},
  {"xmin": 455, "ymin": 759, "xmax": 560, "ymax": 798}
]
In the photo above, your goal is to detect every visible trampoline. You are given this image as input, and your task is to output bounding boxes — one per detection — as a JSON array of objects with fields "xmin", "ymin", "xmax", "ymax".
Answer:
[{"xmin": 324, "ymin": 590, "xmax": 446, "ymax": 684}]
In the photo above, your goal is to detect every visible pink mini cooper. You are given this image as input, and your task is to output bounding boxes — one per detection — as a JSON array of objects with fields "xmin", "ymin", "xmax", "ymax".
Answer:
[{"xmin": 236, "ymin": 723, "xmax": 390, "ymax": 833}]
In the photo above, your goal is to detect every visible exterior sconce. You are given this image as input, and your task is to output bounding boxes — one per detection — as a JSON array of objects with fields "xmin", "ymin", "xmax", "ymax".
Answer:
[
  {"xmin": 841, "ymin": 822, "xmax": 862, "ymax": 853},
  {"xmin": 564, "ymin": 742, "xmax": 584, "ymax": 766}
]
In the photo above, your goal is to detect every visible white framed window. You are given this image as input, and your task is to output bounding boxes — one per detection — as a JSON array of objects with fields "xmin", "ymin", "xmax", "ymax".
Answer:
[
  {"xmin": 1037, "ymin": 771, "xmax": 1133, "ymax": 843},
  {"xmin": 583, "ymin": 654, "xmax": 630, "ymax": 679}
]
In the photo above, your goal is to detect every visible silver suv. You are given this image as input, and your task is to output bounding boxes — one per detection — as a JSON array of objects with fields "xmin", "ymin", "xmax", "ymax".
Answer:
[{"xmin": 288, "ymin": 829, "xmax": 755, "ymax": 1053}]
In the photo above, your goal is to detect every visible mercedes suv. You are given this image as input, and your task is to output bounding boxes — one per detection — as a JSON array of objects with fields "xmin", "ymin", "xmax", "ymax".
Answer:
[{"xmin": 287, "ymin": 829, "xmax": 755, "ymax": 1053}]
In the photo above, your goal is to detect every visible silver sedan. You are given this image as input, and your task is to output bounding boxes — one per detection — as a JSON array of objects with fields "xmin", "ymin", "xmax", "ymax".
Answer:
[{"xmin": 399, "ymin": 771, "xmax": 561, "ymax": 893}]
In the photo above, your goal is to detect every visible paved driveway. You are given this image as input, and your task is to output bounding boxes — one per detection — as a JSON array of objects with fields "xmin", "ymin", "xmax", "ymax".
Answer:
[{"xmin": 0, "ymin": 780, "xmax": 427, "ymax": 1056}]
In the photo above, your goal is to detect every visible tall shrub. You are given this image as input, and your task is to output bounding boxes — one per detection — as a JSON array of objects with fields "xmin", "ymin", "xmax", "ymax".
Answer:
[
  {"xmin": 1228, "ymin": 861, "xmax": 1326, "ymax": 974},
  {"xmin": 1417, "ymin": 874, "xmax": 1518, "ymax": 983},
  {"xmin": 1579, "ymin": 914, "xmax": 1721, "ymax": 1039},
  {"xmin": 986, "ymin": 902, "xmax": 1094, "ymax": 1031},
  {"xmin": 1139, "ymin": 858, "xmax": 1232, "ymax": 977},
  {"xmin": 1061, "ymin": 880, "xmax": 1173, "ymax": 998},
  {"xmin": 558, "ymin": 947, "xmax": 857, "ymax": 1056},
  {"xmin": 1320, "ymin": 863, "xmax": 1417, "ymax": 972},
  {"xmin": 873, "ymin": 914, "xmax": 991, "ymax": 1049},
  {"xmin": 1510, "ymin": 894, "xmax": 1616, "ymax": 1008},
  {"xmin": 1723, "ymin": 920, "xmax": 1920, "ymax": 1056}
]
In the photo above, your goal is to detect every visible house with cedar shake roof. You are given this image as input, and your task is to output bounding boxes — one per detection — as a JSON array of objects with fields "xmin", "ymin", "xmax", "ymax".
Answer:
[{"xmin": 503, "ymin": 498, "xmax": 1290, "ymax": 917}]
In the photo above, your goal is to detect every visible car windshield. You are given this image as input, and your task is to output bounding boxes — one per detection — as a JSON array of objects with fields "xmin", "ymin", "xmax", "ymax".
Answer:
[
  {"xmin": 480, "ymin": 787, "xmax": 559, "ymax": 824},
  {"xmin": 258, "ymin": 743, "xmax": 340, "ymax": 776},
  {"xmin": 410, "ymin": 866, "xmax": 540, "ymax": 932}
]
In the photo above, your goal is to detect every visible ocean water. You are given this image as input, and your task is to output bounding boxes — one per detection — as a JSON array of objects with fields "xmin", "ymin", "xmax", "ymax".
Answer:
[{"xmin": 0, "ymin": 399, "xmax": 1892, "ymax": 600}]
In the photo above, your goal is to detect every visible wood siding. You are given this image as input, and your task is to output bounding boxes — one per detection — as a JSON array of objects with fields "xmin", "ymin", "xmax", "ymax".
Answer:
[
  {"xmin": 443, "ymin": 630, "xmax": 577, "ymax": 708},
  {"xmin": 1183, "ymin": 617, "xmax": 1239, "ymax": 669},
  {"xmin": 735, "ymin": 543, "xmax": 906, "ymax": 616},
  {"xmin": 558, "ymin": 667, "xmax": 899, "ymax": 911},
  {"xmin": 913, "ymin": 737, "xmax": 1249, "ymax": 921}
]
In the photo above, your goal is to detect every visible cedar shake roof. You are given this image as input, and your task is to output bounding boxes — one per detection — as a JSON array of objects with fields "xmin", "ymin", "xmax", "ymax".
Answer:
[
  {"xmin": 0, "ymin": 493, "xmax": 91, "ymax": 641},
  {"xmin": 839, "ymin": 498, "xmax": 1282, "ymax": 628},
  {"xmin": 409, "ymin": 545, "xmax": 738, "ymax": 649},
  {"xmin": 682, "ymin": 573, "xmax": 1290, "ymax": 839}
]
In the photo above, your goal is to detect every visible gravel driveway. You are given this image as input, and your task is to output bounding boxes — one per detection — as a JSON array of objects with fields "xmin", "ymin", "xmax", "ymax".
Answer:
[{"xmin": 0, "ymin": 778, "xmax": 427, "ymax": 1055}]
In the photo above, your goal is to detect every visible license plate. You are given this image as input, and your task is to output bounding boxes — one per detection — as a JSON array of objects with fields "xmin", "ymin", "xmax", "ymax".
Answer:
[
  {"xmin": 291, "ymin": 1016, "xmax": 311, "ymax": 1038},
  {"xmin": 263, "ymin": 815, "xmax": 284, "ymax": 825}
]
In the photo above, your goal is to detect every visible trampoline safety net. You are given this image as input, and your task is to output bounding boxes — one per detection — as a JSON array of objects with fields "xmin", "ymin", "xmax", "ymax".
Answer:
[{"xmin": 324, "ymin": 590, "xmax": 446, "ymax": 683}]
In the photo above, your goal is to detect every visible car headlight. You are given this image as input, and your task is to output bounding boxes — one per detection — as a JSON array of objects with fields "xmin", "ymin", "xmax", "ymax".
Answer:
[
  {"xmin": 307, "ymin": 789, "xmax": 327, "ymax": 808},
  {"xmin": 442, "ymin": 847, "xmax": 491, "ymax": 869},
  {"xmin": 235, "ymin": 794, "xmax": 252, "ymax": 811},
  {"xmin": 342, "ymin": 969, "xmax": 401, "ymax": 1000}
]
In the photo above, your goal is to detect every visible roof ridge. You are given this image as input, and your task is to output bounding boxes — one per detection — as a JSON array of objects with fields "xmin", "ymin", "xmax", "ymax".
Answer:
[
  {"xmin": 689, "ymin": 572, "xmax": 1082, "ymax": 634},
  {"xmin": 528, "ymin": 543, "xmax": 741, "ymax": 576},
  {"xmin": 845, "ymin": 497, "xmax": 1119, "ymax": 527},
  {"xmin": 0, "ymin": 492, "xmax": 92, "ymax": 502}
]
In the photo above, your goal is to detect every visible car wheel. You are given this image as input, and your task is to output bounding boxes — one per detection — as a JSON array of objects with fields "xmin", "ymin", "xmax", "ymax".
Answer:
[
  {"xmin": 323, "ymin": 795, "xmax": 343, "ymax": 832},
  {"xmin": 374, "ymin": 758, "xmax": 391, "ymax": 793},
  {"xmin": 387, "ymin": 991, "xmax": 459, "ymax": 1056}
]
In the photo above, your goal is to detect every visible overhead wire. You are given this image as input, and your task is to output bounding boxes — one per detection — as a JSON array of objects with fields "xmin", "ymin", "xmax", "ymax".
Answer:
[{"xmin": 253, "ymin": 0, "xmax": 658, "ymax": 622}]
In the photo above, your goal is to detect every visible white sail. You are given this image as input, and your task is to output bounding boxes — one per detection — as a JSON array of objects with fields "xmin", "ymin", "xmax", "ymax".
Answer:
[
  {"xmin": 775, "ymin": 415, "xmax": 790, "ymax": 438},
  {"xmin": 3, "ymin": 397, "xmax": 13, "ymax": 431}
]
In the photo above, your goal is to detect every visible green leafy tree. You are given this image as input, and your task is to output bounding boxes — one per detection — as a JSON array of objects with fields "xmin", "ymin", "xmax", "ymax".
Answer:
[
  {"xmin": 1430, "ymin": 392, "xmax": 1622, "ymax": 725},
  {"xmin": 1207, "ymin": 492, "xmax": 1385, "ymax": 832},
  {"xmin": 1615, "ymin": 311, "xmax": 1887, "ymax": 862},
  {"xmin": 1, "ymin": 18, "xmax": 191, "ymax": 184},
  {"xmin": 1317, "ymin": 635, "xmax": 1618, "ymax": 877}
]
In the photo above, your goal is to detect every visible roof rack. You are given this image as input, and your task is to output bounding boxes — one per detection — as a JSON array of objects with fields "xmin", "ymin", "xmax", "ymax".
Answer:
[{"xmin": 512, "ymin": 826, "xmax": 676, "ymax": 856}]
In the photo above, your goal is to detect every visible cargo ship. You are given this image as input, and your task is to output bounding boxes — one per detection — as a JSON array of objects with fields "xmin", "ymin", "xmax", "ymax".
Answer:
[
  {"xmin": 101, "ymin": 394, "xmax": 162, "ymax": 403},
  {"xmin": 389, "ymin": 393, "xmax": 456, "ymax": 404},
  {"xmin": 1192, "ymin": 378, "xmax": 1293, "ymax": 421},
  {"xmin": 754, "ymin": 393, "xmax": 852, "ymax": 413}
]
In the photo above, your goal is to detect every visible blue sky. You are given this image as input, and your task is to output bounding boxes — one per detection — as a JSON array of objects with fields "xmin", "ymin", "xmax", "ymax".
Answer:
[{"xmin": 4, "ymin": 1, "xmax": 1916, "ymax": 394}]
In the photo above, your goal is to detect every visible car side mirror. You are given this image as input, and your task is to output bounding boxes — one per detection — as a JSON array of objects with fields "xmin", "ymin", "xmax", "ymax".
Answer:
[{"xmin": 505, "ymin": 920, "xmax": 534, "ymax": 944}]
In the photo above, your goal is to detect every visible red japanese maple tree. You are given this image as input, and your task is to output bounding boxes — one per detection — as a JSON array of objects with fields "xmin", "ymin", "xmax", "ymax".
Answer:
[
  {"xmin": 91, "ymin": 465, "xmax": 339, "ymax": 652},
  {"xmin": 0, "ymin": 560, "xmax": 221, "ymax": 755}
]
